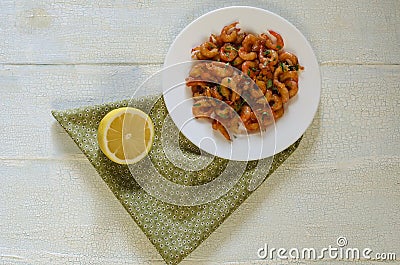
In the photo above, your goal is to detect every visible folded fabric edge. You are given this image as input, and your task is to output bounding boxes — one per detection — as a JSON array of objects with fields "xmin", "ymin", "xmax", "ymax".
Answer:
[
  {"xmin": 50, "ymin": 109, "xmax": 171, "ymax": 262},
  {"xmin": 171, "ymin": 136, "xmax": 303, "ymax": 264},
  {"xmin": 50, "ymin": 105, "xmax": 303, "ymax": 265}
]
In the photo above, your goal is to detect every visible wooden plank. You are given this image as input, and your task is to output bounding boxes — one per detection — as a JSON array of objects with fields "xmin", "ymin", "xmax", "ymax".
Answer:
[
  {"xmin": 0, "ymin": 64, "xmax": 162, "ymax": 158},
  {"xmin": 0, "ymin": 0, "xmax": 399, "ymax": 64},
  {"xmin": 0, "ymin": 159, "xmax": 164, "ymax": 264},
  {"xmin": 0, "ymin": 1, "xmax": 399, "ymax": 264},
  {"xmin": 1, "ymin": 64, "xmax": 399, "ymax": 263},
  {"xmin": 0, "ymin": 157, "xmax": 398, "ymax": 264},
  {"xmin": 0, "ymin": 64, "xmax": 398, "ymax": 161},
  {"xmin": 190, "ymin": 156, "xmax": 400, "ymax": 262}
]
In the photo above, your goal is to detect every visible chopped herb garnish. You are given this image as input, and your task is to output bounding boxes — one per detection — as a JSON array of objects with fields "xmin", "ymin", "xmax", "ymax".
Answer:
[
  {"xmin": 225, "ymin": 46, "xmax": 237, "ymax": 52},
  {"xmin": 251, "ymin": 67, "xmax": 258, "ymax": 71},
  {"xmin": 228, "ymin": 78, "xmax": 231, "ymax": 83},
  {"xmin": 263, "ymin": 50, "xmax": 270, "ymax": 56},
  {"xmin": 276, "ymin": 45, "xmax": 282, "ymax": 50},
  {"xmin": 267, "ymin": 79, "xmax": 273, "ymax": 89},
  {"xmin": 233, "ymin": 135, "xmax": 237, "ymax": 139},
  {"xmin": 193, "ymin": 103, "xmax": 201, "ymax": 107},
  {"xmin": 288, "ymin": 64, "xmax": 300, "ymax": 71},
  {"xmin": 247, "ymin": 69, "xmax": 251, "ymax": 76},
  {"xmin": 280, "ymin": 62, "xmax": 285, "ymax": 71}
]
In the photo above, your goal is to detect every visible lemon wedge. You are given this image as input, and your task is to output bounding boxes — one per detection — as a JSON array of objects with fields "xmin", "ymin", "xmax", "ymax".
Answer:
[{"xmin": 97, "ymin": 107, "xmax": 154, "ymax": 164}]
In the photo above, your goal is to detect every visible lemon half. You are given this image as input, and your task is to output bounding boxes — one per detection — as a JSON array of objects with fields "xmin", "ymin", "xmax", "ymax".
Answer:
[{"xmin": 97, "ymin": 107, "xmax": 154, "ymax": 164}]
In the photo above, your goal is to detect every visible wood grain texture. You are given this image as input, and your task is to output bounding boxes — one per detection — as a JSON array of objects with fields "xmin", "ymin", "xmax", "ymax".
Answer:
[
  {"xmin": 0, "ymin": 0, "xmax": 399, "ymax": 65},
  {"xmin": 1, "ymin": 64, "xmax": 399, "ymax": 264},
  {"xmin": 0, "ymin": 0, "xmax": 399, "ymax": 264},
  {"xmin": 0, "ymin": 65, "xmax": 398, "ymax": 160}
]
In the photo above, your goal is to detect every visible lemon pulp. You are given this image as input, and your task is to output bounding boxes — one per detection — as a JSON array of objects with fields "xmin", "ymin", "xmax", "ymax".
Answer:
[{"xmin": 97, "ymin": 107, "xmax": 154, "ymax": 164}]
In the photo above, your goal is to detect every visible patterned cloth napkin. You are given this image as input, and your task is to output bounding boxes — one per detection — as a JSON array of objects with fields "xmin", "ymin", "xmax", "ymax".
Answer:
[{"xmin": 52, "ymin": 95, "xmax": 301, "ymax": 265}]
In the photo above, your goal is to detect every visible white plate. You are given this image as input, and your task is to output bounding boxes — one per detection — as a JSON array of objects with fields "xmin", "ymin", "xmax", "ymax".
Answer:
[{"xmin": 163, "ymin": 6, "xmax": 321, "ymax": 161}]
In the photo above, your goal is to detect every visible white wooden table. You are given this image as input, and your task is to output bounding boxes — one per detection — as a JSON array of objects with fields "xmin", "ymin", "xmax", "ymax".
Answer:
[{"xmin": 1, "ymin": 1, "xmax": 399, "ymax": 264}]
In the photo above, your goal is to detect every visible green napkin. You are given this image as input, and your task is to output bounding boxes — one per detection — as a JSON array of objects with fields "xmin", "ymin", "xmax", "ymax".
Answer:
[{"xmin": 52, "ymin": 95, "xmax": 301, "ymax": 265}]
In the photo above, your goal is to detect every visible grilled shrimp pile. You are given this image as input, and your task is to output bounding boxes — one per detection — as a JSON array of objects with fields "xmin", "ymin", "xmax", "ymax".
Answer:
[{"xmin": 186, "ymin": 22, "xmax": 303, "ymax": 140}]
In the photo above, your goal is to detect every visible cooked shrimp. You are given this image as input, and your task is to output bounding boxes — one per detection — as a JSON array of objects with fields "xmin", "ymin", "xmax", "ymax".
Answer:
[
  {"xmin": 285, "ymin": 80, "xmax": 299, "ymax": 98},
  {"xmin": 220, "ymin": 85, "xmax": 231, "ymax": 99},
  {"xmin": 273, "ymin": 62, "xmax": 285, "ymax": 79},
  {"xmin": 273, "ymin": 107, "xmax": 284, "ymax": 120},
  {"xmin": 220, "ymin": 44, "xmax": 238, "ymax": 62},
  {"xmin": 232, "ymin": 56, "xmax": 244, "ymax": 67},
  {"xmin": 245, "ymin": 121, "xmax": 259, "ymax": 131},
  {"xmin": 191, "ymin": 46, "xmax": 208, "ymax": 60},
  {"xmin": 238, "ymin": 47, "xmax": 257, "ymax": 61},
  {"xmin": 255, "ymin": 80, "xmax": 267, "ymax": 94},
  {"xmin": 220, "ymin": 22, "xmax": 239, "ymax": 43},
  {"xmin": 264, "ymin": 30, "xmax": 284, "ymax": 50},
  {"xmin": 249, "ymin": 85, "xmax": 264, "ymax": 100},
  {"xmin": 192, "ymin": 92, "xmax": 203, "ymax": 98},
  {"xmin": 248, "ymin": 110, "xmax": 270, "ymax": 132},
  {"xmin": 273, "ymin": 79, "xmax": 289, "ymax": 104},
  {"xmin": 242, "ymin": 60, "xmax": 259, "ymax": 79},
  {"xmin": 240, "ymin": 79, "xmax": 252, "ymax": 91},
  {"xmin": 220, "ymin": 76, "xmax": 233, "ymax": 87},
  {"xmin": 259, "ymin": 48, "xmax": 278, "ymax": 68},
  {"xmin": 238, "ymin": 34, "xmax": 259, "ymax": 60},
  {"xmin": 186, "ymin": 80, "xmax": 207, "ymax": 87},
  {"xmin": 260, "ymin": 66, "xmax": 274, "ymax": 79},
  {"xmin": 205, "ymin": 62, "xmax": 234, "ymax": 78},
  {"xmin": 210, "ymin": 87, "xmax": 223, "ymax": 100},
  {"xmin": 242, "ymin": 34, "xmax": 259, "ymax": 51},
  {"xmin": 265, "ymin": 89, "xmax": 273, "ymax": 101},
  {"xmin": 192, "ymin": 107, "xmax": 213, "ymax": 118},
  {"xmin": 258, "ymin": 108, "xmax": 274, "ymax": 127},
  {"xmin": 200, "ymin": 41, "xmax": 219, "ymax": 58},
  {"xmin": 212, "ymin": 120, "xmax": 231, "ymax": 141},
  {"xmin": 186, "ymin": 70, "xmax": 210, "ymax": 86},
  {"xmin": 199, "ymin": 71, "xmax": 219, "ymax": 83},
  {"xmin": 212, "ymin": 53, "xmax": 221, "ymax": 62},
  {"xmin": 234, "ymin": 32, "xmax": 246, "ymax": 45},
  {"xmin": 209, "ymin": 33, "xmax": 224, "ymax": 47},
  {"xmin": 240, "ymin": 105, "xmax": 251, "ymax": 123},
  {"xmin": 269, "ymin": 93, "xmax": 283, "ymax": 111},
  {"xmin": 192, "ymin": 99, "xmax": 213, "ymax": 118},
  {"xmin": 250, "ymin": 111, "xmax": 257, "ymax": 122},
  {"xmin": 188, "ymin": 63, "xmax": 204, "ymax": 77},
  {"xmin": 279, "ymin": 51, "xmax": 298, "ymax": 65},
  {"xmin": 280, "ymin": 71, "xmax": 299, "ymax": 82},
  {"xmin": 221, "ymin": 76, "xmax": 236, "ymax": 90}
]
